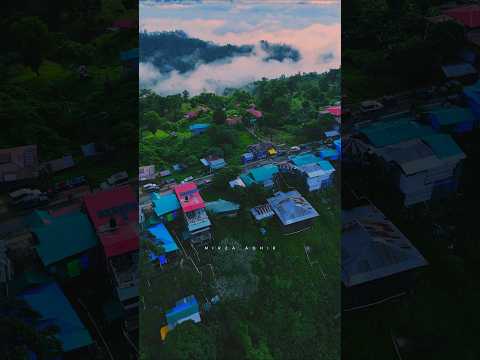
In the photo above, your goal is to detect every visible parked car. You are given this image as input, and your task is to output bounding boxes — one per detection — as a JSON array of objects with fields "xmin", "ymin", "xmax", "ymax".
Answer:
[
  {"xmin": 8, "ymin": 189, "xmax": 42, "ymax": 205},
  {"xmin": 360, "ymin": 100, "xmax": 384, "ymax": 113},
  {"xmin": 290, "ymin": 146, "xmax": 301, "ymax": 153},
  {"xmin": 181, "ymin": 176, "xmax": 194, "ymax": 183},
  {"xmin": 107, "ymin": 171, "xmax": 129, "ymax": 186},
  {"xmin": 143, "ymin": 183, "xmax": 160, "ymax": 192}
]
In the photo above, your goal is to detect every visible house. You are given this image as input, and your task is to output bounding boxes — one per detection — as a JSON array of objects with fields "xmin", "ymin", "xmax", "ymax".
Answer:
[
  {"xmin": 326, "ymin": 105, "xmax": 341, "ymax": 117},
  {"xmin": 241, "ymin": 152, "xmax": 255, "ymax": 164},
  {"xmin": 161, "ymin": 295, "xmax": 201, "ymax": 340},
  {"xmin": 185, "ymin": 111, "xmax": 199, "ymax": 119},
  {"xmin": 250, "ymin": 204, "xmax": 275, "ymax": 221},
  {"xmin": 151, "ymin": 192, "xmax": 181, "ymax": 223},
  {"xmin": 240, "ymin": 164, "xmax": 279, "ymax": 188},
  {"xmin": 83, "ymin": 186, "xmax": 139, "ymax": 317},
  {"xmin": 267, "ymin": 190, "xmax": 319, "ymax": 233},
  {"xmin": 189, "ymin": 123, "xmax": 210, "ymax": 135},
  {"xmin": 443, "ymin": 5, "xmax": 480, "ymax": 28},
  {"xmin": 441, "ymin": 63, "xmax": 478, "ymax": 83},
  {"xmin": 19, "ymin": 282, "xmax": 94, "ymax": 357},
  {"xmin": 159, "ymin": 169, "xmax": 172, "ymax": 177},
  {"xmin": 174, "ymin": 183, "xmax": 212, "ymax": 245},
  {"xmin": 0, "ymin": 145, "xmax": 39, "ymax": 183},
  {"xmin": 372, "ymin": 134, "xmax": 466, "ymax": 206},
  {"xmin": 139, "ymin": 165, "xmax": 156, "ymax": 181},
  {"xmin": 318, "ymin": 147, "xmax": 339, "ymax": 161},
  {"xmin": 226, "ymin": 116, "xmax": 242, "ymax": 126},
  {"xmin": 206, "ymin": 199, "xmax": 240, "ymax": 217},
  {"xmin": 147, "ymin": 223, "xmax": 179, "ymax": 265},
  {"xmin": 200, "ymin": 157, "xmax": 227, "ymax": 171},
  {"xmin": 246, "ymin": 107, "xmax": 263, "ymax": 119},
  {"xmin": 342, "ymin": 203, "xmax": 428, "ymax": 310},
  {"xmin": 298, "ymin": 161, "xmax": 335, "ymax": 192},
  {"xmin": 229, "ymin": 178, "xmax": 246, "ymax": 188},
  {"xmin": 324, "ymin": 130, "xmax": 340, "ymax": 138},
  {"xmin": 29, "ymin": 211, "xmax": 98, "ymax": 280},
  {"xmin": 427, "ymin": 106, "xmax": 476, "ymax": 133},
  {"xmin": 41, "ymin": 155, "xmax": 75, "ymax": 173}
]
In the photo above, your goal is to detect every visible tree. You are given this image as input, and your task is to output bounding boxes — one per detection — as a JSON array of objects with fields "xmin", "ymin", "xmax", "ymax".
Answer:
[
  {"xmin": 213, "ymin": 109, "xmax": 226, "ymax": 125},
  {"xmin": 163, "ymin": 321, "xmax": 216, "ymax": 360},
  {"xmin": 11, "ymin": 17, "xmax": 51, "ymax": 75},
  {"xmin": 143, "ymin": 111, "xmax": 166, "ymax": 132},
  {"xmin": 0, "ymin": 297, "xmax": 62, "ymax": 359}
]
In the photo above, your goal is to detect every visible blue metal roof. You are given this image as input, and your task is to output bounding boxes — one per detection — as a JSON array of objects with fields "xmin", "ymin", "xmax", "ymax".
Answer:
[
  {"xmin": 20, "ymin": 282, "xmax": 93, "ymax": 352},
  {"xmin": 189, "ymin": 123, "xmax": 210, "ymax": 131},
  {"xmin": 151, "ymin": 192, "xmax": 181, "ymax": 216},
  {"xmin": 290, "ymin": 153, "xmax": 322, "ymax": 166},
  {"xmin": 148, "ymin": 223, "xmax": 179, "ymax": 253},
  {"xmin": 249, "ymin": 164, "xmax": 279, "ymax": 183}
]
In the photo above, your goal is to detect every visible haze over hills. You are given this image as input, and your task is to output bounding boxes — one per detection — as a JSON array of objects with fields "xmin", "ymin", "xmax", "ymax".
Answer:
[{"xmin": 140, "ymin": 31, "xmax": 301, "ymax": 75}]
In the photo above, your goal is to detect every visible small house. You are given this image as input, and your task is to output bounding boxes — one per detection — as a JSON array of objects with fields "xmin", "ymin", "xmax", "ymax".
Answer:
[
  {"xmin": 298, "ymin": 161, "xmax": 335, "ymax": 192},
  {"xmin": 250, "ymin": 204, "xmax": 275, "ymax": 221},
  {"xmin": 443, "ymin": 5, "xmax": 480, "ymax": 28},
  {"xmin": 240, "ymin": 164, "xmax": 279, "ymax": 188},
  {"xmin": 342, "ymin": 203, "xmax": 428, "ymax": 310},
  {"xmin": 241, "ymin": 152, "xmax": 255, "ymax": 164},
  {"xmin": 226, "ymin": 116, "xmax": 242, "ymax": 126},
  {"xmin": 161, "ymin": 295, "xmax": 201, "ymax": 340},
  {"xmin": 30, "ymin": 211, "xmax": 98, "ymax": 280},
  {"xmin": 246, "ymin": 107, "xmax": 263, "ymax": 119},
  {"xmin": 151, "ymin": 192, "xmax": 181, "ymax": 223},
  {"xmin": 206, "ymin": 199, "xmax": 240, "ymax": 217},
  {"xmin": 139, "ymin": 165, "xmax": 156, "ymax": 181},
  {"xmin": 0, "ymin": 145, "xmax": 39, "ymax": 183},
  {"xmin": 267, "ymin": 190, "xmax": 319, "ymax": 233},
  {"xmin": 147, "ymin": 223, "xmax": 179, "ymax": 265},
  {"xmin": 427, "ymin": 107, "xmax": 476, "ymax": 134},
  {"xmin": 189, "ymin": 123, "xmax": 210, "ymax": 135}
]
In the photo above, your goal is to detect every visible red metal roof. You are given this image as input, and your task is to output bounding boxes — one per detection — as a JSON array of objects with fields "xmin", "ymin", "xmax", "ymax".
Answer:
[
  {"xmin": 443, "ymin": 5, "xmax": 480, "ymax": 28},
  {"xmin": 83, "ymin": 186, "xmax": 138, "ymax": 229},
  {"xmin": 99, "ymin": 225, "xmax": 139, "ymax": 258},
  {"xmin": 174, "ymin": 182, "xmax": 205, "ymax": 213},
  {"xmin": 326, "ymin": 106, "xmax": 341, "ymax": 117}
]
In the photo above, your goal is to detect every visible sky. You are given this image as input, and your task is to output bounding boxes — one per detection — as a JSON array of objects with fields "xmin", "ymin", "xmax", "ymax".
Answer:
[{"xmin": 140, "ymin": 0, "xmax": 341, "ymax": 95}]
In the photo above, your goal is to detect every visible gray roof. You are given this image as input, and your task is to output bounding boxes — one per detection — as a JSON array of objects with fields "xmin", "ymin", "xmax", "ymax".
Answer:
[
  {"xmin": 267, "ymin": 191, "xmax": 319, "ymax": 225},
  {"xmin": 342, "ymin": 204, "xmax": 428, "ymax": 287}
]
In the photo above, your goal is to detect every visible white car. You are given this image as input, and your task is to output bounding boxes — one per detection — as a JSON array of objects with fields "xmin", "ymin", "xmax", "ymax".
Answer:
[
  {"xmin": 181, "ymin": 176, "xmax": 194, "ymax": 183},
  {"xmin": 360, "ymin": 100, "xmax": 384, "ymax": 113},
  {"xmin": 143, "ymin": 183, "xmax": 160, "ymax": 192}
]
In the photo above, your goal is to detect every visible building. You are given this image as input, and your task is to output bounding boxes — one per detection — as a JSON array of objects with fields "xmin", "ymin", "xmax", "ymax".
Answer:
[
  {"xmin": 298, "ymin": 161, "xmax": 335, "ymax": 192},
  {"xmin": 226, "ymin": 116, "xmax": 242, "ymax": 126},
  {"xmin": 267, "ymin": 190, "xmax": 319, "ymax": 233},
  {"xmin": 0, "ymin": 145, "xmax": 39, "ymax": 183},
  {"xmin": 463, "ymin": 80, "xmax": 480, "ymax": 119},
  {"xmin": 41, "ymin": 155, "xmax": 75, "ymax": 173},
  {"xmin": 342, "ymin": 203, "xmax": 428, "ymax": 310},
  {"xmin": 0, "ymin": 241, "xmax": 13, "ymax": 295},
  {"xmin": 241, "ymin": 152, "xmax": 255, "ymax": 164},
  {"xmin": 29, "ymin": 211, "xmax": 98, "ymax": 281},
  {"xmin": 427, "ymin": 107, "xmax": 476, "ymax": 134},
  {"xmin": 250, "ymin": 204, "xmax": 275, "ymax": 221},
  {"xmin": 246, "ymin": 107, "xmax": 263, "ymax": 119},
  {"xmin": 247, "ymin": 142, "xmax": 275, "ymax": 160},
  {"xmin": 206, "ymin": 199, "xmax": 240, "ymax": 217},
  {"xmin": 441, "ymin": 63, "xmax": 478, "ymax": 83},
  {"xmin": 139, "ymin": 165, "xmax": 156, "ymax": 181},
  {"xmin": 174, "ymin": 183, "xmax": 212, "ymax": 245},
  {"xmin": 200, "ymin": 157, "xmax": 227, "ymax": 171},
  {"xmin": 19, "ymin": 282, "xmax": 94, "ymax": 357},
  {"xmin": 240, "ymin": 164, "xmax": 279, "ymax": 188},
  {"xmin": 147, "ymin": 223, "xmax": 179, "ymax": 266},
  {"xmin": 151, "ymin": 192, "xmax": 181, "ymax": 223},
  {"xmin": 189, "ymin": 123, "xmax": 210, "ymax": 135},
  {"xmin": 83, "ymin": 186, "xmax": 139, "ymax": 325},
  {"xmin": 161, "ymin": 295, "xmax": 201, "ymax": 341}
]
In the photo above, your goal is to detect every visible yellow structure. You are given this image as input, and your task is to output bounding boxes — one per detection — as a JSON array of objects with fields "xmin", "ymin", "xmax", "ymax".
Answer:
[
  {"xmin": 160, "ymin": 326, "xmax": 169, "ymax": 341},
  {"xmin": 268, "ymin": 148, "xmax": 277, "ymax": 156}
]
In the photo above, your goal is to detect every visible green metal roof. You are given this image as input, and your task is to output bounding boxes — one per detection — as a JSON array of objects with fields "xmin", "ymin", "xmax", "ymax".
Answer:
[
  {"xmin": 422, "ymin": 134, "xmax": 465, "ymax": 159},
  {"xmin": 360, "ymin": 118, "xmax": 435, "ymax": 147},
  {"xmin": 32, "ymin": 212, "xmax": 98, "ymax": 266},
  {"xmin": 206, "ymin": 199, "xmax": 240, "ymax": 214}
]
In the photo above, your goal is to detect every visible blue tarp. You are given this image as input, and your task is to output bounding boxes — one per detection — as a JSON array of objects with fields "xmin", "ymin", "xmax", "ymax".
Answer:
[{"xmin": 151, "ymin": 192, "xmax": 181, "ymax": 217}]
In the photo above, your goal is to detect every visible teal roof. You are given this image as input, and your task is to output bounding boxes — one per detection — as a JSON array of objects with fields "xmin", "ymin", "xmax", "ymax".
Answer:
[
  {"xmin": 32, "ymin": 212, "xmax": 98, "ymax": 266},
  {"xmin": 239, "ymin": 174, "xmax": 255, "ymax": 186},
  {"xmin": 20, "ymin": 282, "xmax": 93, "ymax": 352},
  {"xmin": 318, "ymin": 160, "xmax": 335, "ymax": 172},
  {"xmin": 206, "ymin": 199, "xmax": 240, "ymax": 214},
  {"xmin": 429, "ymin": 107, "xmax": 476, "ymax": 126},
  {"xmin": 360, "ymin": 118, "xmax": 435, "ymax": 147},
  {"xmin": 290, "ymin": 153, "xmax": 322, "ymax": 166},
  {"xmin": 422, "ymin": 134, "xmax": 465, "ymax": 159},
  {"xmin": 25, "ymin": 210, "xmax": 53, "ymax": 228},
  {"xmin": 148, "ymin": 223, "xmax": 179, "ymax": 253},
  {"xmin": 249, "ymin": 164, "xmax": 279, "ymax": 183},
  {"xmin": 152, "ymin": 192, "xmax": 181, "ymax": 216},
  {"xmin": 166, "ymin": 295, "xmax": 200, "ymax": 327}
]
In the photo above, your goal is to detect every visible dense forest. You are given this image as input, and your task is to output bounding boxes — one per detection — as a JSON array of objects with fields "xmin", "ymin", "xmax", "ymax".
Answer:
[
  {"xmin": 0, "ymin": 0, "xmax": 138, "ymax": 165},
  {"xmin": 343, "ymin": 0, "xmax": 466, "ymax": 101},
  {"xmin": 140, "ymin": 70, "xmax": 340, "ymax": 179},
  {"xmin": 140, "ymin": 30, "xmax": 301, "ymax": 75}
]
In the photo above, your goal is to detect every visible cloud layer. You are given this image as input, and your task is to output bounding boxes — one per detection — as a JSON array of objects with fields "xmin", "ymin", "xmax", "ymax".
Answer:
[{"xmin": 140, "ymin": 1, "xmax": 340, "ymax": 95}]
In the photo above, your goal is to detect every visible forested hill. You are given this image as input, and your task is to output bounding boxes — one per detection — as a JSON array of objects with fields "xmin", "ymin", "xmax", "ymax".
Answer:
[{"xmin": 140, "ymin": 30, "xmax": 301, "ymax": 74}]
